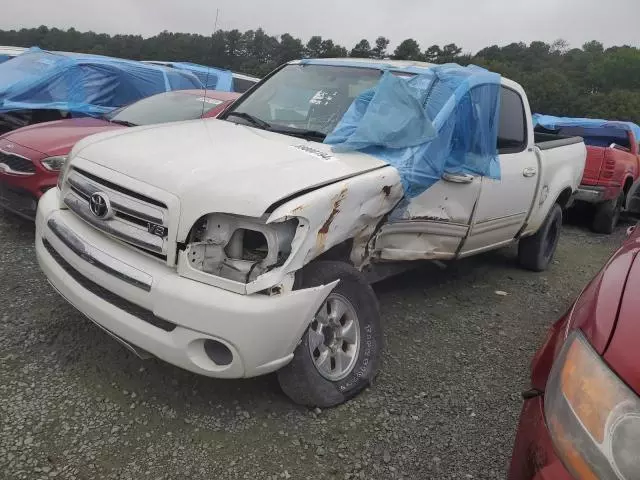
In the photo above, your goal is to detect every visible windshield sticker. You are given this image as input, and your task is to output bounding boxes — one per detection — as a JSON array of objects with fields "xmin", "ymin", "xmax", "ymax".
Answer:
[{"xmin": 292, "ymin": 144, "xmax": 335, "ymax": 161}]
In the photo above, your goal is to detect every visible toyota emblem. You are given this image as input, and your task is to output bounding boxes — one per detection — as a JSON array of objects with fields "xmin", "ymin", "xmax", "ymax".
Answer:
[{"xmin": 89, "ymin": 192, "xmax": 112, "ymax": 219}]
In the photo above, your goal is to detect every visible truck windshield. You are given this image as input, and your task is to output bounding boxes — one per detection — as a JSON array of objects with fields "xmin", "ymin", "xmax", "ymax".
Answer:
[
  {"xmin": 224, "ymin": 64, "xmax": 400, "ymax": 141},
  {"xmin": 105, "ymin": 91, "xmax": 223, "ymax": 126}
]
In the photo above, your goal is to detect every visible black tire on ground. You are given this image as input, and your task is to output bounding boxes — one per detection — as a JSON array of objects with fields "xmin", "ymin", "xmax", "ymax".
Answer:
[
  {"xmin": 592, "ymin": 193, "xmax": 623, "ymax": 234},
  {"xmin": 518, "ymin": 203, "xmax": 563, "ymax": 272},
  {"xmin": 277, "ymin": 261, "xmax": 383, "ymax": 408}
]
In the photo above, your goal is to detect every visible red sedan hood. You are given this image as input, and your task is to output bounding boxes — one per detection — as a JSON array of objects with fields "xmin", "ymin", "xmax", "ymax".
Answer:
[
  {"xmin": 604, "ymin": 240, "xmax": 640, "ymax": 396},
  {"xmin": 4, "ymin": 118, "xmax": 123, "ymax": 157}
]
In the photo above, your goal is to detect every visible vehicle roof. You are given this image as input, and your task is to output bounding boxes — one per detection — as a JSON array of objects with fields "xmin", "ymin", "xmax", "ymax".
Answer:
[
  {"xmin": 289, "ymin": 57, "xmax": 435, "ymax": 71},
  {"xmin": 311, "ymin": 57, "xmax": 435, "ymax": 69},
  {"xmin": 0, "ymin": 46, "xmax": 28, "ymax": 56},
  {"xmin": 231, "ymin": 72, "xmax": 260, "ymax": 82},
  {"xmin": 144, "ymin": 60, "xmax": 259, "ymax": 83},
  {"xmin": 287, "ymin": 58, "xmax": 520, "ymax": 91}
]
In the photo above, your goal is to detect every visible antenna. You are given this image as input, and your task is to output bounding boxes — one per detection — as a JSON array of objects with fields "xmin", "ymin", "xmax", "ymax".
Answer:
[{"xmin": 201, "ymin": 8, "xmax": 220, "ymax": 117}]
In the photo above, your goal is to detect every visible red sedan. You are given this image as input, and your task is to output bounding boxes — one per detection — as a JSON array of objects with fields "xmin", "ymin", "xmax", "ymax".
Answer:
[
  {"xmin": 0, "ymin": 89, "xmax": 239, "ymax": 219},
  {"xmin": 509, "ymin": 224, "xmax": 640, "ymax": 479}
]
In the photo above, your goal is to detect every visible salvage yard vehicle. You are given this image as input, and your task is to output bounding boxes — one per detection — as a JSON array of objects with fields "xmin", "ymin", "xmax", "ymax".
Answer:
[
  {"xmin": 0, "ymin": 90, "xmax": 240, "ymax": 219},
  {"xmin": 144, "ymin": 60, "xmax": 260, "ymax": 93},
  {"xmin": 0, "ymin": 47, "xmax": 203, "ymax": 135},
  {"xmin": 535, "ymin": 115, "xmax": 640, "ymax": 234},
  {"xmin": 35, "ymin": 58, "xmax": 586, "ymax": 407},
  {"xmin": 509, "ymin": 223, "xmax": 640, "ymax": 480},
  {"xmin": 0, "ymin": 45, "xmax": 27, "ymax": 64}
]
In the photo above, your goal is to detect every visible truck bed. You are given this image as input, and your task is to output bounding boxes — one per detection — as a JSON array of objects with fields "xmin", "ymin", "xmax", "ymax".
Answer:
[{"xmin": 534, "ymin": 132, "xmax": 584, "ymax": 151}]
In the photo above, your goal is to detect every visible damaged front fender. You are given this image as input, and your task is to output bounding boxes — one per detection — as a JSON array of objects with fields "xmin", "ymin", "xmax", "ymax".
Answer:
[{"xmin": 268, "ymin": 166, "xmax": 404, "ymax": 271}]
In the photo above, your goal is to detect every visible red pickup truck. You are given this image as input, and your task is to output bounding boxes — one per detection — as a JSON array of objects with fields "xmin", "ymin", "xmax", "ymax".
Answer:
[
  {"xmin": 535, "ymin": 118, "xmax": 640, "ymax": 234},
  {"xmin": 509, "ymin": 223, "xmax": 640, "ymax": 479}
]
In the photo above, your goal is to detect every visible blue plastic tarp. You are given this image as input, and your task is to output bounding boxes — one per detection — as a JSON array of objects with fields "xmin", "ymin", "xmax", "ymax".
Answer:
[
  {"xmin": 533, "ymin": 114, "xmax": 640, "ymax": 143},
  {"xmin": 165, "ymin": 62, "xmax": 234, "ymax": 92},
  {"xmin": 0, "ymin": 48, "xmax": 204, "ymax": 116},
  {"xmin": 324, "ymin": 63, "xmax": 502, "ymax": 198}
]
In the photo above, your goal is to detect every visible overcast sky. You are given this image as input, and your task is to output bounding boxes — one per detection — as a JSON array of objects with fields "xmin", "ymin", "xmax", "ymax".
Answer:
[{"xmin": 3, "ymin": 0, "xmax": 639, "ymax": 53}]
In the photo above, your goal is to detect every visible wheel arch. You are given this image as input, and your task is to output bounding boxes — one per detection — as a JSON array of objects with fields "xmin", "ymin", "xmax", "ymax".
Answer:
[{"xmin": 555, "ymin": 187, "xmax": 574, "ymax": 209}]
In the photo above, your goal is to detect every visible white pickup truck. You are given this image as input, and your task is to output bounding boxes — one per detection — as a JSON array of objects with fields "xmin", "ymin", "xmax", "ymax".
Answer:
[{"xmin": 35, "ymin": 59, "xmax": 586, "ymax": 407}]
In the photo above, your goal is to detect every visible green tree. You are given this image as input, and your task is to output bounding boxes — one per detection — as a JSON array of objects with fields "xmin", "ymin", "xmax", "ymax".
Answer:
[
  {"xmin": 305, "ymin": 36, "xmax": 323, "ymax": 58},
  {"xmin": 277, "ymin": 33, "xmax": 305, "ymax": 65},
  {"xmin": 424, "ymin": 45, "xmax": 442, "ymax": 63},
  {"xmin": 371, "ymin": 36, "xmax": 389, "ymax": 59},
  {"xmin": 350, "ymin": 39, "xmax": 372, "ymax": 58},
  {"xmin": 393, "ymin": 39, "xmax": 422, "ymax": 60}
]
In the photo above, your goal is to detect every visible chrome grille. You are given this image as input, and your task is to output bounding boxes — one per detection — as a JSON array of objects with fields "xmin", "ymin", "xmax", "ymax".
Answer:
[
  {"xmin": 63, "ymin": 167, "xmax": 169, "ymax": 259},
  {"xmin": 0, "ymin": 150, "xmax": 35, "ymax": 174}
]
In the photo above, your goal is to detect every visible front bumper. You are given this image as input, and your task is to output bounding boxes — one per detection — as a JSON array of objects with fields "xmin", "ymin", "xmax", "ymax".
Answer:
[
  {"xmin": 0, "ymin": 180, "xmax": 39, "ymax": 219},
  {"xmin": 36, "ymin": 188, "xmax": 336, "ymax": 378},
  {"xmin": 508, "ymin": 396, "xmax": 573, "ymax": 480}
]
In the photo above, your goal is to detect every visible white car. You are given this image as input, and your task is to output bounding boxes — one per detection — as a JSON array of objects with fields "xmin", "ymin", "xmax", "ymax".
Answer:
[{"xmin": 35, "ymin": 58, "xmax": 586, "ymax": 407}]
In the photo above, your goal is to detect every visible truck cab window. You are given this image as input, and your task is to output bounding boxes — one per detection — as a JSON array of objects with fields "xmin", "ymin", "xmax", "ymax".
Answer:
[{"xmin": 498, "ymin": 87, "xmax": 527, "ymax": 153}]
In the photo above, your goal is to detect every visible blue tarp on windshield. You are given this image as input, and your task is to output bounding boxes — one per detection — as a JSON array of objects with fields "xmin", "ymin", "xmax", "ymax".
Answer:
[
  {"xmin": 165, "ymin": 62, "xmax": 234, "ymax": 92},
  {"xmin": 533, "ymin": 114, "xmax": 640, "ymax": 143},
  {"xmin": 0, "ymin": 48, "xmax": 204, "ymax": 116},
  {"xmin": 323, "ymin": 63, "xmax": 502, "ymax": 198}
]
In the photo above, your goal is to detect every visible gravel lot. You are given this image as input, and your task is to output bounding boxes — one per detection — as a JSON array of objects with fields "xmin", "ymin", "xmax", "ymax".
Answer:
[{"xmin": 0, "ymin": 208, "xmax": 627, "ymax": 480}]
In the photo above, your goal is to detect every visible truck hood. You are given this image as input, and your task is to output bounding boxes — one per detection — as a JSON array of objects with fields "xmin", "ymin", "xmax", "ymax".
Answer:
[
  {"xmin": 73, "ymin": 118, "xmax": 388, "ymax": 219},
  {"xmin": 5, "ymin": 117, "xmax": 122, "ymax": 157}
]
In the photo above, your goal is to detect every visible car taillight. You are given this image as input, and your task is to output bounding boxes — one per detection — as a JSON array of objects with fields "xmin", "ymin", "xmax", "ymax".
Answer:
[{"xmin": 601, "ymin": 157, "xmax": 616, "ymax": 180}]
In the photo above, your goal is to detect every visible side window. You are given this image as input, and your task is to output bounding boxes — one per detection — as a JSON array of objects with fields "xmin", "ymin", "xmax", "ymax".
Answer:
[{"xmin": 498, "ymin": 87, "xmax": 527, "ymax": 153}]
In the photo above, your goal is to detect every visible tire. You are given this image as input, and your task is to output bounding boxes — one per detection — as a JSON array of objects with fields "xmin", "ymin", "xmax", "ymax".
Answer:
[
  {"xmin": 518, "ymin": 204, "xmax": 562, "ymax": 272},
  {"xmin": 592, "ymin": 193, "xmax": 623, "ymax": 234},
  {"xmin": 277, "ymin": 261, "xmax": 383, "ymax": 408}
]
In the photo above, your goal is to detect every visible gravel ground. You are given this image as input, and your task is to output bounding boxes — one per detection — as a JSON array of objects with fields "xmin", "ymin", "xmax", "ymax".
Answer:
[{"xmin": 0, "ymin": 208, "xmax": 628, "ymax": 480}]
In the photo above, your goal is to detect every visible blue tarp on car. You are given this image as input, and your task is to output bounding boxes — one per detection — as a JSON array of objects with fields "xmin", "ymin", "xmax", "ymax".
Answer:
[
  {"xmin": 323, "ymin": 62, "xmax": 502, "ymax": 198},
  {"xmin": 163, "ymin": 62, "xmax": 234, "ymax": 92},
  {"xmin": 533, "ymin": 114, "xmax": 640, "ymax": 144},
  {"xmin": 0, "ymin": 48, "xmax": 204, "ymax": 116}
]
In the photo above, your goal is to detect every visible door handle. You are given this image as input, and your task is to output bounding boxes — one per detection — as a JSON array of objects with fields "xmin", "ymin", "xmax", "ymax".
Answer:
[
  {"xmin": 443, "ymin": 172, "xmax": 474, "ymax": 184},
  {"xmin": 523, "ymin": 167, "xmax": 537, "ymax": 178}
]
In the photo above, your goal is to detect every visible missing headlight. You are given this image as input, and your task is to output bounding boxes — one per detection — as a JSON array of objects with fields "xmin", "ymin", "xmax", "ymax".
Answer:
[{"xmin": 186, "ymin": 214, "xmax": 297, "ymax": 283}]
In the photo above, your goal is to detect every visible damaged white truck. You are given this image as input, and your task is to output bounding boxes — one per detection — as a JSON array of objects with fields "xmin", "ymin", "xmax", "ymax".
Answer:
[{"xmin": 35, "ymin": 59, "xmax": 586, "ymax": 407}]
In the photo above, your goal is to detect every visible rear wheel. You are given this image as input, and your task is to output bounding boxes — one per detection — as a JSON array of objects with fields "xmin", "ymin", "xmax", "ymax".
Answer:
[
  {"xmin": 518, "ymin": 204, "xmax": 562, "ymax": 272},
  {"xmin": 592, "ymin": 193, "xmax": 623, "ymax": 234},
  {"xmin": 277, "ymin": 261, "xmax": 383, "ymax": 408}
]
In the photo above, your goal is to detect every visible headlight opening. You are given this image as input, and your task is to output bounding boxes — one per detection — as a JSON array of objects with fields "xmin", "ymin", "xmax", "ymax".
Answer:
[{"xmin": 186, "ymin": 213, "xmax": 298, "ymax": 284}]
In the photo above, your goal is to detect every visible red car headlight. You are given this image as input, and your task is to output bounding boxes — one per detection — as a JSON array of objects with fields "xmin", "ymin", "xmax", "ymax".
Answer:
[
  {"xmin": 545, "ymin": 331, "xmax": 640, "ymax": 479},
  {"xmin": 41, "ymin": 155, "xmax": 67, "ymax": 172}
]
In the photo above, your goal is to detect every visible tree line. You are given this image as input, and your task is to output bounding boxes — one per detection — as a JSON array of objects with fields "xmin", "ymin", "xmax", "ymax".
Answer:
[{"xmin": 1, "ymin": 26, "xmax": 640, "ymax": 123}]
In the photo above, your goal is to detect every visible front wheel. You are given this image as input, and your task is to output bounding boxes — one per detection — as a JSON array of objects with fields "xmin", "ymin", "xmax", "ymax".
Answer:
[
  {"xmin": 518, "ymin": 204, "xmax": 562, "ymax": 272},
  {"xmin": 277, "ymin": 261, "xmax": 383, "ymax": 408}
]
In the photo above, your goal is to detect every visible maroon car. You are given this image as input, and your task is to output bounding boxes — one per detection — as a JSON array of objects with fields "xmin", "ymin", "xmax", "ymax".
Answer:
[
  {"xmin": 0, "ymin": 89, "xmax": 240, "ymax": 219},
  {"xmin": 509, "ymin": 224, "xmax": 640, "ymax": 479}
]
